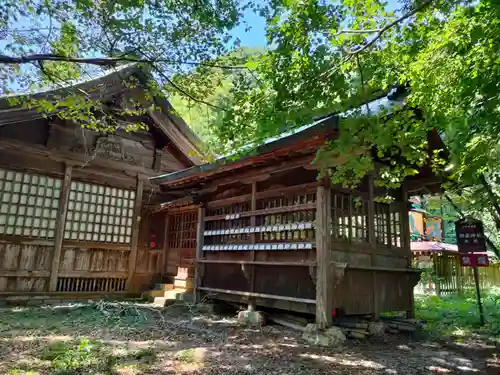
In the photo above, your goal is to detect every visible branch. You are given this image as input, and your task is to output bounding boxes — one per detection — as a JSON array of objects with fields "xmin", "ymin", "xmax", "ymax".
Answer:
[
  {"xmin": 348, "ymin": 0, "xmax": 433, "ymax": 55},
  {"xmin": 0, "ymin": 53, "xmax": 246, "ymax": 70},
  {"xmin": 151, "ymin": 65, "xmax": 227, "ymax": 112},
  {"xmin": 479, "ymin": 173, "xmax": 500, "ymax": 230},
  {"xmin": 336, "ymin": 28, "xmax": 380, "ymax": 35}
]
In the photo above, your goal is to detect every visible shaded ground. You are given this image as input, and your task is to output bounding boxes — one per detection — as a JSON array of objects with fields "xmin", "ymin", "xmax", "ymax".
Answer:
[{"xmin": 0, "ymin": 301, "xmax": 497, "ymax": 375}]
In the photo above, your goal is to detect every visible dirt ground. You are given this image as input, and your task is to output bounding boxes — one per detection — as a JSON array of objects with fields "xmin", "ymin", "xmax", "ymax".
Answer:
[{"xmin": 0, "ymin": 301, "xmax": 497, "ymax": 375}]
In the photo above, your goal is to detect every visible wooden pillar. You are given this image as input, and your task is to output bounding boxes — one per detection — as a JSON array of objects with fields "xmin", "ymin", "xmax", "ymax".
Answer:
[
  {"xmin": 127, "ymin": 175, "xmax": 144, "ymax": 291},
  {"xmin": 400, "ymin": 183, "xmax": 414, "ymax": 317},
  {"xmin": 315, "ymin": 182, "xmax": 333, "ymax": 329},
  {"xmin": 161, "ymin": 213, "xmax": 170, "ymax": 279},
  {"xmin": 49, "ymin": 163, "xmax": 72, "ymax": 292},
  {"xmin": 193, "ymin": 205, "xmax": 205, "ymax": 303},
  {"xmin": 249, "ymin": 181, "xmax": 257, "ymax": 309},
  {"xmin": 367, "ymin": 174, "xmax": 379, "ymax": 317}
]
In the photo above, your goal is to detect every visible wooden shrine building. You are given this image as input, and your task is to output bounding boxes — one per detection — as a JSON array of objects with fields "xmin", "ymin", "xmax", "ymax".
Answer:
[
  {"xmin": 150, "ymin": 89, "xmax": 445, "ymax": 327},
  {"xmin": 0, "ymin": 64, "xmax": 203, "ymax": 297}
]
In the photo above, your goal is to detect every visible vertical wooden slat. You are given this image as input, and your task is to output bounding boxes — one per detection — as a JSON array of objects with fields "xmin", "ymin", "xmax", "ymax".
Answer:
[
  {"xmin": 49, "ymin": 164, "xmax": 72, "ymax": 292},
  {"xmin": 194, "ymin": 205, "xmax": 205, "ymax": 303},
  {"xmin": 127, "ymin": 176, "xmax": 144, "ymax": 290},
  {"xmin": 315, "ymin": 182, "xmax": 333, "ymax": 329}
]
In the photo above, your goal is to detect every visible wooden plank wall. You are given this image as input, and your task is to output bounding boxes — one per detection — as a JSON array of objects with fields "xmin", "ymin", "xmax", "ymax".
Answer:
[
  {"xmin": 197, "ymin": 176, "xmax": 319, "ymax": 312},
  {"xmin": 193, "ymin": 168, "xmax": 419, "ymax": 318},
  {"xmin": 0, "ymin": 163, "xmax": 155, "ymax": 295}
]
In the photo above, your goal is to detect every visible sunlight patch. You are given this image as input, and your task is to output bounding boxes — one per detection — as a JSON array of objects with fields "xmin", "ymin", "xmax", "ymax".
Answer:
[{"xmin": 300, "ymin": 353, "xmax": 385, "ymax": 369}]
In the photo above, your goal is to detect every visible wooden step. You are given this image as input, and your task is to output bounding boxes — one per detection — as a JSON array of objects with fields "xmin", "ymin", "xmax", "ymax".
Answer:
[
  {"xmin": 152, "ymin": 291, "xmax": 194, "ymax": 307},
  {"xmin": 174, "ymin": 278, "xmax": 193, "ymax": 291},
  {"xmin": 155, "ymin": 283, "xmax": 174, "ymax": 291},
  {"xmin": 142, "ymin": 289, "xmax": 167, "ymax": 300}
]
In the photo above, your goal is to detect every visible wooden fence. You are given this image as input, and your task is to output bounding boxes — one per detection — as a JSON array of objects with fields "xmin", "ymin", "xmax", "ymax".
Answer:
[{"xmin": 416, "ymin": 253, "xmax": 500, "ymax": 295}]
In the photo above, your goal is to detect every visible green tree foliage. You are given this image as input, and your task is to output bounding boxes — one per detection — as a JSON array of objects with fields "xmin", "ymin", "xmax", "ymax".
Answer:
[
  {"xmin": 2, "ymin": 0, "xmax": 500, "ymax": 226},
  {"xmin": 0, "ymin": 0, "xmax": 245, "ymax": 131},
  {"xmin": 169, "ymin": 46, "xmax": 266, "ymax": 156},
  {"xmin": 218, "ymin": 0, "xmax": 500, "ymax": 214}
]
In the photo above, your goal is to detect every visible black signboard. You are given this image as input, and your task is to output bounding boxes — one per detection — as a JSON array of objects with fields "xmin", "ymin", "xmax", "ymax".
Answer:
[{"xmin": 455, "ymin": 218, "xmax": 487, "ymax": 253}]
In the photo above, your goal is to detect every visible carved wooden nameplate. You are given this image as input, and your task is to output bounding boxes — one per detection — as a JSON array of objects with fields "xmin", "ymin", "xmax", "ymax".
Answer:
[{"xmin": 94, "ymin": 136, "xmax": 137, "ymax": 165}]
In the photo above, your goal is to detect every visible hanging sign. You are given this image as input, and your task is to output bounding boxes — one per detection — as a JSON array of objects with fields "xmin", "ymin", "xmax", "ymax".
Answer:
[
  {"xmin": 425, "ymin": 217, "xmax": 442, "ymax": 241},
  {"xmin": 460, "ymin": 253, "xmax": 490, "ymax": 268},
  {"xmin": 409, "ymin": 211, "xmax": 424, "ymax": 239},
  {"xmin": 455, "ymin": 218, "xmax": 486, "ymax": 253},
  {"xmin": 455, "ymin": 217, "xmax": 487, "ymax": 327}
]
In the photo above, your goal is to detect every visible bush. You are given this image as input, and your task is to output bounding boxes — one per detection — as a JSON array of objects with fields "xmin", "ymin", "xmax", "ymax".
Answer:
[
  {"xmin": 42, "ymin": 338, "xmax": 117, "ymax": 375},
  {"xmin": 415, "ymin": 287, "xmax": 500, "ymax": 340}
]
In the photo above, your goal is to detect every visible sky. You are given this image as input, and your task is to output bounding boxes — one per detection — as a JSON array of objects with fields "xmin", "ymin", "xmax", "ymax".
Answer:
[
  {"xmin": 0, "ymin": 0, "xmax": 403, "ymax": 94},
  {"xmin": 230, "ymin": 8, "xmax": 268, "ymax": 48},
  {"xmin": 0, "ymin": 3, "xmax": 270, "ymax": 94}
]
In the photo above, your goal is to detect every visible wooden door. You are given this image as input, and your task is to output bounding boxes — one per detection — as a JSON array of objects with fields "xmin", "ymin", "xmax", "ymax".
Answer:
[{"xmin": 164, "ymin": 208, "xmax": 198, "ymax": 278}]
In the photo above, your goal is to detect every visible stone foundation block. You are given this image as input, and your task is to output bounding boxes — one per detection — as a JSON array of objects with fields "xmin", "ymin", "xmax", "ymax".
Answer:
[
  {"xmin": 302, "ymin": 326, "xmax": 346, "ymax": 347},
  {"xmin": 368, "ymin": 321, "xmax": 386, "ymax": 336},
  {"xmin": 237, "ymin": 310, "xmax": 266, "ymax": 327}
]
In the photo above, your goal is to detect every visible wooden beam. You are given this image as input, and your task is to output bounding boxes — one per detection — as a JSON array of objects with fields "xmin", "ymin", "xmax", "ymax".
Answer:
[
  {"xmin": 49, "ymin": 163, "xmax": 72, "ymax": 292},
  {"xmin": 207, "ymin": 181, "xmax": 320, "ymax": 209},
  {"xmin": 315, "ymin": 181, "xmax": 333, "ymax": 329},
  {"xmin": 1, "ymin": 270, "xmax": 50, "ymax": 278},
  {"xmin": 197, "ymin": 259, "xmax": 315, "ymax": 266},
  {"xmin": 199, "ymin": 154, "xmax": 315, "ymax": 193},
  {"xmin": 198, "ymin": 286, "xmax": 316, "ymax": 304},
  {"xmin": 193, "ymin": 205, "xmax": 205, "ymax": 303},
  {"xmin": 148, "ymin": 109, "xmax": 203, "ymax": 165},
  {"xmin": 205, "ymin": 203, "xmax": 317, "ymax": 222},
  {"xmin": 0, "ymin": 138, "xmax": 158, "ymax": 178},
  {"xmin": 127, "ymin": 176, "xmax": 145, "ymax": 289},
  {"xmin": 58, "ymin": 271, "xmax": 128, "ymax": 278}
]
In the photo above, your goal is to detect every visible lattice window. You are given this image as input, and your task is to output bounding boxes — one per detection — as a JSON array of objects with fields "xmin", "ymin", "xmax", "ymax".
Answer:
[
  {"xmin": 0, "ymin": 168, "xmax": 61, "ymax": 238},
  {"xmin": 57, "ymin": 277, "xmax": 127, "ymax": 292},
  {"xmin": 64, "ymin": 181, "xmax": 135, "ymax": 243},
  {"xmin": 374, "ymin": 203, "xmax": 402, "ymax": 247},
  {"xmin": 390, "ymin": 210, "xmax": 402, "ymax": 247},
  {"xmin": 332, "ymin": 193, "xmax": 368, "ymax": 242},
  {"xmin": 168, "ymin": 210, "xmax": 197, "ymax": 249}
]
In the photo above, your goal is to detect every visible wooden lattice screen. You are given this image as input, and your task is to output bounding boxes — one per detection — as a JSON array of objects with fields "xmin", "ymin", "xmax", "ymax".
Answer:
[
  {"xmin": 0, "ymin": 168, "xmax": 61, "ymax": 238},
  {"xmin": 331, "ymin": 192, "xmax": 369, "ymax": 242},
  {"xmin": 374, "ymin": 202, "xmax": 402, "ymax": 248},
  {"xmin": 168, "ymin": 210, "xmax": 197, "ymax": 263},
  {"xmin": 65, "ymin": 181, "xmax": 135, "ymax": 243},
  {"xmin": 57, "ymin": 277, "xmax": 127, "ymax": 293}
]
